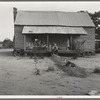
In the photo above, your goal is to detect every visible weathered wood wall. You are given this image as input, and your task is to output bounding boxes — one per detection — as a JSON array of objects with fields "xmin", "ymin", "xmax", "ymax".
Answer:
[
  {"xmin": 78, "ymin": 27, "xmax": 95, "ymax": 53},
  {"xmin": 14, "ymin": 25, "xmax": 24, "ymax": 49},
  {"xmin": 84, "ymin": 27, "xmax": 95, "ymax": 52}
]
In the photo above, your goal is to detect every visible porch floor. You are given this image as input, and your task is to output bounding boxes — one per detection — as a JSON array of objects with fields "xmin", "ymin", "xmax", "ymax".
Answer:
[{"xmin": 25, "ymin": 48, "xmax": 75, "ymax": 54}]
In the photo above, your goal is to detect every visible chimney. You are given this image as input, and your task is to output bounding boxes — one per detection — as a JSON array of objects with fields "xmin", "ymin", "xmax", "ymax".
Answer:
[{"xmin": 13, "ymin": 7, "xmax": 17, "ymax": 22}]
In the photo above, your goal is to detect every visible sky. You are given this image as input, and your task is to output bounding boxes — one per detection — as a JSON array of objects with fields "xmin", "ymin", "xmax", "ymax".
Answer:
[{"xmin": 0, "ymin": 1, "xmax": 100, "ymax": 41}]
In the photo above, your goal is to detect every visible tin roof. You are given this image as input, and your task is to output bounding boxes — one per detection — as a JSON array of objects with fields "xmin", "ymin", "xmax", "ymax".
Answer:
[
  {"xmin": 15, "ymin": 11, "xmax": 95, "ymax": 27},
  {"xmin": 22, "ymin": 26, "xmax": 87, "ymax": 34}
]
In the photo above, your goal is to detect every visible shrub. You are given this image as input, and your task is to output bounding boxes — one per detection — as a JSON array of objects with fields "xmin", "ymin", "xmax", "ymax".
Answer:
[{"xmin": 93, "ymin": 67, "xmax": 100, "ymax": 73}]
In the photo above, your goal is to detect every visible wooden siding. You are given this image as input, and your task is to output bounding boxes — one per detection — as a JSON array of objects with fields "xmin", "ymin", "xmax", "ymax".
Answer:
[
  {"xmin": 15, "ymin": 25, "xmax": 24, "ymax": 49},
  {"xmin": 78, "ymin": 27, "xmax": 95, "ymax": 53}
]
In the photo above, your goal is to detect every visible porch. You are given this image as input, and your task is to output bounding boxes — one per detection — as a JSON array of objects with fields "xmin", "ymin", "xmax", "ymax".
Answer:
[
  {"xmin": 22, "ymin": 26, "xmax": 87, "ymax": 55},
  {"xmin": 23, "ymin": 34, "xmax": 81, "ymax": 56}
]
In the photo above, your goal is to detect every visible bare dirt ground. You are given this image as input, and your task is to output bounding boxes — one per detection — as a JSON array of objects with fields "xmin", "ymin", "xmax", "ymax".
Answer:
[{"xmin": 0, "ymin": 49, "xmax": 100, "ymax": 95}]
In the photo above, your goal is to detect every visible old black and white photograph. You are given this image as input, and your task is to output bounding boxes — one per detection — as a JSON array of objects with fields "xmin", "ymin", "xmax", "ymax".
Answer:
[{"xmin": 0, "ymin": 1, "xmax": 100, "ymax": 97}]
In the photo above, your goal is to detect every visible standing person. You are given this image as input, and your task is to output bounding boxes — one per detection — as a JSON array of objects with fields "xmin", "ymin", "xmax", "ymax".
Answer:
[{"xmin": 52, "ymin": 43, "xmax": 58, "ymax": 55}]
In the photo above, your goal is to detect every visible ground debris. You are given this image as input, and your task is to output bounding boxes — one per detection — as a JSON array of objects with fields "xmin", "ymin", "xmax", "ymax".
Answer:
[
  {"xmin": 87, "ymin": 90, "xmax": 99, "ymax": 95},
  {"xmin": 34, "ymin": 68, "xmax": 40, "ymax": 75}
]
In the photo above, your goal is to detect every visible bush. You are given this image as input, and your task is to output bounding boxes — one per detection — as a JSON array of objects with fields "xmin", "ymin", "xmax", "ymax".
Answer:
[
  {"xmin": 73, "ymin": 40, "xmax": 86, "ymax": 58},
  {"xmin": 93, "ymin": 67, "xmax": 100, "ymax": 73}
]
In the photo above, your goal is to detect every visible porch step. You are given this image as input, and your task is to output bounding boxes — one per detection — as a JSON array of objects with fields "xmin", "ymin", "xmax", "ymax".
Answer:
[{"xmin": 58, "ymin": 50, "xmax": 75, "ymax": 54}]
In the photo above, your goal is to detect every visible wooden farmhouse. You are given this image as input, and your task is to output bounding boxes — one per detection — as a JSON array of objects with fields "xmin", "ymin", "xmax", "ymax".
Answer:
[{"xmin": 13, "ymin": 8, "xmax": 95, "ymax": 55}]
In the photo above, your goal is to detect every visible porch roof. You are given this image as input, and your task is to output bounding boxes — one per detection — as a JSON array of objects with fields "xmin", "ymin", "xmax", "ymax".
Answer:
[{"xmin": 22, "ymin": 26, "xmax": 87, "ymax": 35}]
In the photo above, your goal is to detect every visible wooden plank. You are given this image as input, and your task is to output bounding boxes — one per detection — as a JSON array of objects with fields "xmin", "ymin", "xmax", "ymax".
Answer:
[
  {"xmin": 78, "ymin": 27, "xmax": 95, "ymax": 53},
  {"xmin": 58, "ymin": 50, "xmax": 75, "ymax": 54},
  {"xmin": 24, "ymin": 35, "xmax": 26, "ymax": 50},
  {"xmin": 47, "ymin": 34, "xmax": 49, "ymax": 47},
  {"xmin": 70, "ymin": 35, "xmax": 72, "ymax": 50},
  {"xmin": 15, "ymin": 26, "xmax": 24, "ymax": 49}
]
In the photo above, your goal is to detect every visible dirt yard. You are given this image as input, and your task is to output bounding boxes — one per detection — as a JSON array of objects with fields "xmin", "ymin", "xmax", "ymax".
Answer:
[{"xmin": 0, "ymin": 49, "xmax": 100, "ymax": 95}]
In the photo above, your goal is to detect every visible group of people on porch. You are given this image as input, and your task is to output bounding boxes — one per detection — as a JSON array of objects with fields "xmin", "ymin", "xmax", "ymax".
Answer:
[
  {"xmin": 26, "ymin": 39, "xmax": 47, "ymax": 49},
  {"xmin": 26, "ymin": 39, "xmax": 71, "ymax": 55}
]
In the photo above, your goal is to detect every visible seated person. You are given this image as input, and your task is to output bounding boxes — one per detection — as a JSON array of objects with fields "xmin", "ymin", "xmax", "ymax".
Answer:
[
  {"xmin": 34, "ymin": 39, "xmax": 42, "ymax": 47},
  {"xmin": 52, "ymin": 43, "xmax": 58, "ymax": 55}
]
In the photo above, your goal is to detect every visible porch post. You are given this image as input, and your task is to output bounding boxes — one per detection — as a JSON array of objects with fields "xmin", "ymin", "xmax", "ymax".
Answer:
[
  {"xmin": 24, "ymin": 35, "xmax": 26, "ymax": 50},
  {"xmin": 70, "ymin": 35, "xmax": 73, "ymax": 50},
  {"xmin": 47, "ymin": 34, "xmax": 49, "ymax": 48},
  {"xmin": 83, "ymin": 35, "xmax": 85, "ymax": 53}
]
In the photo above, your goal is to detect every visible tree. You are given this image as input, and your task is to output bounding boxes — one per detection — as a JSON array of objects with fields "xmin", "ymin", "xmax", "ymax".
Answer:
[
  {"xmin": 78, "ymin": 10, "xmax": 100, "ymax": 39},
  {"xmin": 3, "ymin": 38, "xmax": 13, "ymax": 48},
  {"xmin": 88, "ymin": 11, "xmax": 100, "ymax": 39}
]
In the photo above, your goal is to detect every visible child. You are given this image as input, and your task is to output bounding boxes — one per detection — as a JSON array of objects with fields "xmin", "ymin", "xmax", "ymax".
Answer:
[{"xmin": 52, "ymin": 43, "xmax": 58, "ymax": 55}]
